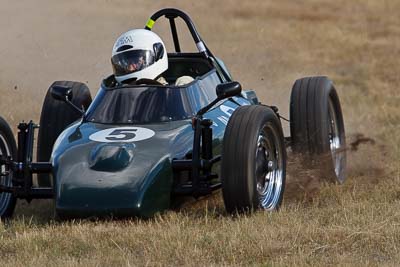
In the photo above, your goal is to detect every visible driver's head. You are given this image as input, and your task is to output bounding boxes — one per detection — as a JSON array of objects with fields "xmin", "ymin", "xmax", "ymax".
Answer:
[{"xmin": 111, "ymin": 29, "xmax": 168, "ymax": 83}]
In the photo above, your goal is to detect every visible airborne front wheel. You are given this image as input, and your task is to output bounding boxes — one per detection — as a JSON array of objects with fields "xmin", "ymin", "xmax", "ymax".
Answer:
[{"xmin": 290, "ymin": 76, "xmax": 346, "ymax": 183}]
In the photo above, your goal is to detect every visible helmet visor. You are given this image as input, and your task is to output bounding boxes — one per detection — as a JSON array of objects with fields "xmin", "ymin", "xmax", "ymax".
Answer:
[{"xmin": 111, "ymin": 49, "xmax": 155, "ymax": 77}]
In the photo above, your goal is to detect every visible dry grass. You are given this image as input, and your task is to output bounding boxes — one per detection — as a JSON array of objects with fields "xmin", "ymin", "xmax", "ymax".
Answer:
[{"xmin": 1, "ymin": 0, "xmax": 400, "ymax": 266}]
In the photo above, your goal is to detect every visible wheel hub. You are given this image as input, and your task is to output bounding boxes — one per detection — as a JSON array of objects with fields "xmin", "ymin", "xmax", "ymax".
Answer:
[
  {"xmin": 328, "ymin": 98, "xmax": 345, "ymax": 181},
  {"xmin": 255, "ymin": 123, "xmax": 284, "ymax": 210}
]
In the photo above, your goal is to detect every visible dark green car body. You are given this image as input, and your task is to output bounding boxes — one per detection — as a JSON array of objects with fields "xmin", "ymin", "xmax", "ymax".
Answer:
[{"xmin": 51, "ymin": 66, "xmax": 256, "ymax": 218}]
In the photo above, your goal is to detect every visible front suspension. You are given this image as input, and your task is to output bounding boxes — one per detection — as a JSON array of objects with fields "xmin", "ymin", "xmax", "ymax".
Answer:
[{"xmin": 0, "ymin": 121, "xmax": 53, "ymax": 200}]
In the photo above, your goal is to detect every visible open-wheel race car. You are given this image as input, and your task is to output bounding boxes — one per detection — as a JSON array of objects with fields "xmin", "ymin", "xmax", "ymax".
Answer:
[{"xmin": 0, "ymin": 8, "xmax": 346, "ymax": 219}]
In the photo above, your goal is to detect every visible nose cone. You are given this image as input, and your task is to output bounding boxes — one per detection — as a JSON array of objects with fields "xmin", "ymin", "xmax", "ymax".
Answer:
[{"xmin": 51, "ymin": 123, "xmax": 175, "ymax": 218}]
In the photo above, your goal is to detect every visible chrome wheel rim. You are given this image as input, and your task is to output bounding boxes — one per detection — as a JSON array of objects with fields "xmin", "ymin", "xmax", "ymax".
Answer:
[
  {"xmin": 0, "ymin": 133, "xmax": 13, "ymax": 215},
  {"xmin": 255, "ymin": 123, "xmax": 284, "ymax": 210},
  {"xmin": 328, "ymin": 98, "xmax": 345, "ymax": 182}
]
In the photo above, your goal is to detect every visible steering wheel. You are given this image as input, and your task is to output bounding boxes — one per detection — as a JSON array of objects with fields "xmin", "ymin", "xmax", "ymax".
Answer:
[{"xmin": 135, "ymin": 78, "xmax": 163, "ymax": 86}]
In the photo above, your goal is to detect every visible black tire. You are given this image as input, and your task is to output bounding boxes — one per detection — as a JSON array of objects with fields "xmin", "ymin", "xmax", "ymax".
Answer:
[
  {"xmin": 37, "ymin": 81, "xmax": 92, "ymax": 187},
  {"xmin": 221, "ymin": 105, "xmax": 287, "ymax": 213},
  {"xmin": 0, "ymin": 116, "xmax": 17, "ymax": 219},
  {"xmin": 290, "ymin": 76, "xmax": 346, "ymax": 183}
]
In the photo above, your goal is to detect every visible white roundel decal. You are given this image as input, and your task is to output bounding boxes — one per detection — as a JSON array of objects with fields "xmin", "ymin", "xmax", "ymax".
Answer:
[{"xmin": 89, "ymin": 127, "xmax": 155, "ymax": 143}]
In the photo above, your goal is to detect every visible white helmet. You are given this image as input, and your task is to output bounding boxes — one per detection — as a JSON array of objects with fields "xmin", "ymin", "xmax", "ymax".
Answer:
[{"xmin": 111, "ymin": 29, "xmax": 168, "ymax": 83}]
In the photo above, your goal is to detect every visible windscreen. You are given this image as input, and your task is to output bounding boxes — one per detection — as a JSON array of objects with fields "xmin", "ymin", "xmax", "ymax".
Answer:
[
  {"xmin": 85, "ymin": 86, "xmax": 195, "ymax": 124},
  {"xmin": 85, "ymin": 71, "xmax": 220, "ymax": 124}
]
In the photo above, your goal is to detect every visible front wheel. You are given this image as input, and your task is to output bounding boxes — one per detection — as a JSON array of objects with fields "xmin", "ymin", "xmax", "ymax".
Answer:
[
  {"xmin": 0, "ymin": 116, "xmax": 17, "ymax": 219},
  {"xmin": 290, "ymin": 76, "xmax": 346, "ymax": 183},
  {"xmin": 221, "ymin": 105, "xmax": 287, "ymax": 213}
]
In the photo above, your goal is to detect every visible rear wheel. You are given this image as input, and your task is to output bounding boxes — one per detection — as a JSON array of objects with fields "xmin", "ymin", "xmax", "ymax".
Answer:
[
  {"xmin": 37, "ymin": 81, "xmax": 92, "ymax": 187},
  {"xmin": 290, "ymin": 76, "xmax": 346, "ymax": 183},
  {"xmin": 221, "ymin": 105, "xmax": 286, "ymax": 213},
  {"xmin": 0, "ymin": 116, "xmax": 17, "ymax": 219}
]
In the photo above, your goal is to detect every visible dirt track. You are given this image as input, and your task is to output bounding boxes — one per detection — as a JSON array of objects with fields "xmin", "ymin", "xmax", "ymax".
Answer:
[{"xmin": 1, "ymin": 0, "xmax": 399, "ymax": 265}]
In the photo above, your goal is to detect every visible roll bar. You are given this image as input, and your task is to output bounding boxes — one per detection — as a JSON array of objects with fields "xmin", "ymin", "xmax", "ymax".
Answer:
[
  {"xmin": 144, "ymin": 8, "xmax": 231, "ymax": 82},
  {"xmin": 145, "ymin": 8, "xmax": 205, "ymax": 54}
]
